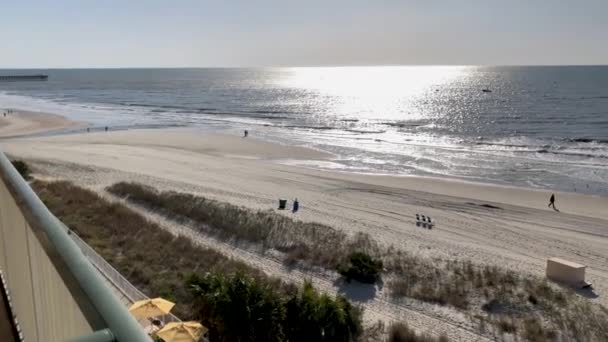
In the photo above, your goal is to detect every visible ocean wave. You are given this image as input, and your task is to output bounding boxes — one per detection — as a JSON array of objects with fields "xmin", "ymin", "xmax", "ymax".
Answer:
[
  {"xmin": 282, "ymin": 125, "xmax": 335, "ymax": 130},
  {"xmin": 568, "ymin": 138, "xmax": 608, "ymax": 144},
  {"xmin": 206, "ymin": 112, "xmax": 292, "ymax": 120},
  {"xmin": 579, "ymin": 96, "xmax": 608, "ymax": 100},
  {"xmin": 381, "ymin": 121, "xmax": 428, "ymax": 128},
  {"xmin": 344, "ymin": 129, "xmax": 387, "ymax": 134},
  {"xmin": 475, "ymin": 141, "xmax": 535, "ymax": 148},
  {"xmin": 476, "ymin": 136, "xmax": 608, "ymax": 149},
  {"xmin": 250, "ymin": 109, "xmax": 288, "ymax": 115},
  {"xmin": 120, "ymin": 102, "xmax": 220, "ymax": 113},
  {"xmin": 472, "ymin": 136, "xmax": 608, "ymax": 160},
  {"xmin": 536, "ymin": 149, "xmax": 608, "ymax": 159},
  {"xmin": 544, "ymin": 96, "xmax": 608, "ymax": 101},
  {"xmin": 121, "ymin": 102, "xmax": 181, "ymax": 109},
  {"xmin": 119, "ymin": 102, "xmax": 297, "ymax": 120}
]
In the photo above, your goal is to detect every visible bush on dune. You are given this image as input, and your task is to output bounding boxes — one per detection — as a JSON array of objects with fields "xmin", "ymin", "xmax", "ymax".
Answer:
[
  {"xmin": 284, "ymin": 281, "xmax": 362, "ymax": 342},
  {"xmin": 337, "ymin": 252, "xmax": 383, "ymax": 284},
  {"xmin": 188, "ymin": 273, "xmax": 362, "ymax": 342},
  {"xmin": 188, "ymin": 272, "xmax": 286, "ymax": 342}
]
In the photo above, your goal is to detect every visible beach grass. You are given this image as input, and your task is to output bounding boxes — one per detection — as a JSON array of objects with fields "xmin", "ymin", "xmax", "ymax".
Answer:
[
  {"xmin": 387, "ymin": 251, "xmax": 608, "ymax": 340},
  {"xmin": 106, "ymin": 182, "xmax": 381, "ymax": 271},
  {"xmin": 33, "ymin": 180, "xmax": 287, "ymax": 317}
]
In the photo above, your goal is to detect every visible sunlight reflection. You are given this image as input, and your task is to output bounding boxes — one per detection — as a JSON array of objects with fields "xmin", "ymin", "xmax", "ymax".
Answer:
[{"xmin": 278, "ymin": 66, "xmax": 471, "ymax": 121}]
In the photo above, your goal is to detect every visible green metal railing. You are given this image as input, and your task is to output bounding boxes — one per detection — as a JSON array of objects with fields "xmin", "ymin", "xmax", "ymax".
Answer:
[{"xmin": 0, "ymin": 152, "xmax": 150, "ymax": 342}]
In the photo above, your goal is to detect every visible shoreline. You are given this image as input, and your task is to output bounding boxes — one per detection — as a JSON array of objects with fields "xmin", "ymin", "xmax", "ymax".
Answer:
[
  {"xmin": 3, "ymin": 106, "xmax": 607, "ymax": 201},
  {"xmin": 0, "ymin": 108, "xmax": 606, "ymax": 218},
  {"xmin": 2, "ymin": 90, "xmax": 607, "ymax": 197}
]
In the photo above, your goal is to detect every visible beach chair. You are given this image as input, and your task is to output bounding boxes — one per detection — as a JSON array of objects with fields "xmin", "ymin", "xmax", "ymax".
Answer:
[{"xmin": 415, "ymin": 213, "xmax": 434, "ymax": 229}]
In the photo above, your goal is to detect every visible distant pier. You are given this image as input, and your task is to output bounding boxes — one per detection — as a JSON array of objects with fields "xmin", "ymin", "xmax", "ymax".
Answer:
[{"xmin": 0, "ymin": 74, "xmax": 48, "ymax": 81}]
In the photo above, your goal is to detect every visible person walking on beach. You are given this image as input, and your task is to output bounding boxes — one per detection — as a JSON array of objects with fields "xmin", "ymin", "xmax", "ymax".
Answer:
[
  {"xmin": 292, "ymin": 198, "xmax": 299, "ymax": 213},
  {"xmin": 548, "ymin": 193, "xmax": 556, "ymax": 209},
  {"xmin": 243, "ymin": 130, "xmax": 248, "ymax": 138}
]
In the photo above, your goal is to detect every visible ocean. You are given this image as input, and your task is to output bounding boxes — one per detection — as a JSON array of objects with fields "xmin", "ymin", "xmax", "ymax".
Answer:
[{"xmin": 1, "ymin": 66, "xmax": 607, "ymax": 195}]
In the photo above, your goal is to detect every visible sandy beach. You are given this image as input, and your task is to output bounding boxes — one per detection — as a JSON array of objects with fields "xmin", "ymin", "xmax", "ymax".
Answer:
[
  {"xmin": 0, "ymin": 109, "xmax": 82, "ymax": 138},
  {"xmin": 1, "ymin": 110, "xmax": 607, "ymax": 340}
]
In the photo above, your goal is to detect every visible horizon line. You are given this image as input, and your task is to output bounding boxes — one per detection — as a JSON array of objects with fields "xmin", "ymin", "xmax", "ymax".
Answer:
[{"xmin": 1, "ymin": 63, "xmax": 608, "ymax": 70}]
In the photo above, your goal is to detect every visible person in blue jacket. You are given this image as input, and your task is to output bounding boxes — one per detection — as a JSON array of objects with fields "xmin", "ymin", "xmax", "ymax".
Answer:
[{"xmin": 292, "ymin": 198, "xmax": 299, "ymax": 213}]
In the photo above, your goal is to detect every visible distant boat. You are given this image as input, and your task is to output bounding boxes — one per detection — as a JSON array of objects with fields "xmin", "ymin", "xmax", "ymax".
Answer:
[
  {"xmin": 0, "ymin": 74, "xmax": 48, "ymax": 82},
  {"xmin": 481, "ymin": 88, "xmax": 492, "ymax": 93}
]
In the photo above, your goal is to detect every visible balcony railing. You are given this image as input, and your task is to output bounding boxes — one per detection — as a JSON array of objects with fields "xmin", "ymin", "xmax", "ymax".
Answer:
[
  {"xmin": 0, "ymin": 152, "xmax": 150, "ymax": 342},
  {"xmin": 69, "ymin": 231, "xmax": 181, "ymax": 325}
]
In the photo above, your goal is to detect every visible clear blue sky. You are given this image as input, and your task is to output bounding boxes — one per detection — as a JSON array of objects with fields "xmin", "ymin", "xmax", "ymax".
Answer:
[{"xmin": 1, "ymin": 0, "xmax": 607, "ymax": 68}]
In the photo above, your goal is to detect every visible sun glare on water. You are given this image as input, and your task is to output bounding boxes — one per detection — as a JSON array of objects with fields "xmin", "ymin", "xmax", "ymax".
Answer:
[{"xmin": 279, "ymin": 66, "xmax": 471, "ymax": 121}]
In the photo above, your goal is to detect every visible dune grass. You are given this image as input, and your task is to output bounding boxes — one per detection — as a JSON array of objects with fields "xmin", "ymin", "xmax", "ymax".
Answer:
[
  {"xmin": 105, "ymin": 181, "xmax": 608, "ymax": 341},
  {"xmin": 106, "ymin": 182, "xmax": 381, "ymax": 271},
  {"xmin": 33, "ymin": 180, "xmax": 291, "ymax": 318},
  {"xmin": 387, "ymin": 250, "xmax": 608, "ymax": 341},
  {"xmin": 386, "ymin": 253, "xmax": 522, "ymax": 310}
]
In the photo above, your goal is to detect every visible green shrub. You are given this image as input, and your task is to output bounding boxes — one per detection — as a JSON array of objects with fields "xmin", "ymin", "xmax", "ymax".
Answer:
[
  {"xmin": 189, "ymin": 272, "xmax": 286, "ymax": 342},
  {"xmin": 284, "ymin": 281, "xmax": 362, "ymax": 342},
  {"xmin": 189, "ymin": 274, "xmax": 363, "ymax": 342},
  {"xmin": 337, "ymin": 252, "xmax": 383, "ymax": 284},
  {"xmin": 11, "ymin": 159, "xmax": 31, "ymax": 180}
]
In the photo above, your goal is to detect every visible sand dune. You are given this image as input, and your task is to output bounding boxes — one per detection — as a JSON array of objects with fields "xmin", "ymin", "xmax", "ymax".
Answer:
[{"xmin": 1, "ymin": 112, "xmax": 607, "ymax": 340}]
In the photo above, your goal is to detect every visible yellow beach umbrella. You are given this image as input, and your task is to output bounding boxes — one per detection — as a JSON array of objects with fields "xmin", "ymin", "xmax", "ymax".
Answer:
[
  {"xmin": 157, "ymin": 321, "xmax": 207, "ymax": 342},
  {"xmin": 128, "ymin": 297, "xmax": 175, "ymax": 320}
]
